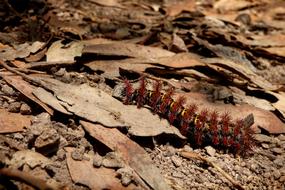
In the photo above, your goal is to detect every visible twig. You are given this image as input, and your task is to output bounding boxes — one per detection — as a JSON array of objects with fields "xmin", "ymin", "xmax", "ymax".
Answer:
[
  {"xmin": 0, "ymin": 167, "xmax": 64, "ymax": 190},
  {"xmin": 179, "ymin": 151, "xmax": 245, "ymax": 190},
  {"xmin": 0, "ymin": 60, "xmax": 46, "ymax": 88}
]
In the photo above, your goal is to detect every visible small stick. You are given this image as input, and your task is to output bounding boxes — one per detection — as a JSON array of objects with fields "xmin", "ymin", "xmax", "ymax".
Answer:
[{"xmin": 179, "ymin": 151, "xmax": 245, "ymax": 190}]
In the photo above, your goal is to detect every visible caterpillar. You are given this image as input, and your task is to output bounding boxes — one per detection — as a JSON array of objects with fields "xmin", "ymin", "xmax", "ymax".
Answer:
[{"xmin": 122, "ymin": 77, "xmax": 255, "ymax": 156}]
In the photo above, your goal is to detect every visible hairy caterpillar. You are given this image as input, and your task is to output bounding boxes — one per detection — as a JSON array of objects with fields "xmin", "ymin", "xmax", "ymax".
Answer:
[{"xmin": 121, "ymin": 77, "xmax": 255, "ymax": 155}]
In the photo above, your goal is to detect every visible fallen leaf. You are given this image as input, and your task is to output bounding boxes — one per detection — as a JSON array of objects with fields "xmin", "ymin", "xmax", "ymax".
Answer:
[
  {"xmin": 81, "ymin": 121, "xmax": 172, "ymax": 190},
  {"xmin": 65, "ymin": 147, "xmax": 133, "ymax": 190},
  {"xmin": 0, "ymin": 72, "xmax": 54, "ymax": 115},
  {"xmin": 32, "ymin": 77, "xmax": 184, "ymax": 138},
  {"xmin": 0, "ymin": 41, "xmax": 45, "ymax": 61},
  {"xmin": 204, "ymin": 58, "xmax": 279, "ymax": 91},
  {"xmin": 83, "ymin": 42, "xmax": 175, "ymax": 60},
  {"xmin": 164, "ymin": 0, "xmax": 196, "ymax": 17},
  {"xmin": 0, "ymin": 108, "xmax": 31, "ymax": 133},
  {"xmin": 46, "ymin": 40, "xmax": 84, "ymax": 62},
  {"xmin": 268, "ymin": 91, "xmax": 285, "ymax": 119},
  {"xmin": 180, "ymin": 92, "xmax": 285, "ymax": 134},
  {"xmin": 32, "ymin": 87, "xmax": 71, "ymax": 115}
]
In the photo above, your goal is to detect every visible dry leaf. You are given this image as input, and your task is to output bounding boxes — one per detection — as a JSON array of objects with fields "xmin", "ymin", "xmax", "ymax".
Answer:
[
  {"xmin": 81, "ymin": 121, "xmax": 172, "ymax": 190},
  {"xmin": 0, "ymin": 72, "xmax": 53, "ymax": 115},
  {"xmin": 0, "ymin": 108, "xmax": 31, "ymax": 133},
  {"xmin": 46, "ymin": 40, "xmax": 84, "ymax": 62},
  {"xmin": 181, "ymin": 92, "xmax": 285, "ymax": 134},
  {"xmin": 0, "ymin": 41, "xmax": 45, "ymax": 61},
  {"xmin": 32, "ymin": 77, "xmax": 184, "ymax": 138},
  {"xmin": 83, "ymin": 42, "xmax": 175, "ymax": 60},
  {"xmin": 164, "ymin": 0, "xmax": 196, "ymax": 17},
  {"xmin": 65, "ymin": 147, "xmax": 133, "ymax": 190}
]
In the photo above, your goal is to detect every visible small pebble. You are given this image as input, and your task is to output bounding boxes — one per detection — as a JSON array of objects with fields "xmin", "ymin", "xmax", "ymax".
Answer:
[
  {"xmin": 93, "ymin": 153, "xmax": 102, "ymax": 167},
  {"xmin": 8, "ymin": 102, "xmax": 21, "ymax": 113},
  {"xmin": 254, "ymin": 134, "xmax": 271, "ymax": 143},
  {"xmin": 271, "ymin": 148, "xmax": 283, "ymax": 154},
  {"xmin": 171, "ymin": 156, "xmax": 182, "ymax": 167},
  {"xmin": 1, "ymin": 84, "xmax": 15, "ymax": 95},
  {"xmin": 205, "ymin": 146, "xmax": 216, "ymax": 157},
  {"xmin": 183, "ymin": 145, "xmax": 193, "ymax": 152},
  {"xmin": 261, "ymin": 143, "xmax": 269, "ymax": 149},
  {"xmin": 273, "ymin": 169, "xmax": 281, "ymax": 179},
  {"xmin": 20, "ymin": 103, "xmax": 32, "ymax": 115},
  {"xmin": 279, "ymin": 175, "xmax": 285, "ymax": 182},
  {"xmin": 277, "ymin": 134, "xmax": 285, "ymax": 141},
  {"xmin": 172, "ymin": 171, "xmax": 184, "ymax": 178}
]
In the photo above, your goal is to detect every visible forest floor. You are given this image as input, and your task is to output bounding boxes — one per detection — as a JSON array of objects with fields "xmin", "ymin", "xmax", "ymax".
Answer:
[{"xmin": 0, "ymin": 0, "xmax": 285, "ymax": 190}]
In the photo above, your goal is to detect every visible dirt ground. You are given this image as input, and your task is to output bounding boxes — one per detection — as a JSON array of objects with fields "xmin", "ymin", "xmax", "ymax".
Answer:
[{"xmin": 0, "ymin": 0, "xmax": 285, "ymax": 190}]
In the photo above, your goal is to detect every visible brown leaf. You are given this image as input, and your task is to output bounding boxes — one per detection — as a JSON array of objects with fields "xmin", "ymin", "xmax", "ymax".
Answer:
[
  {"xmin": 0, "ymin": 41, "xmax": 45, "ymax": 61},
  {"xmin": 0, "ymin": 108, "xmax": 31, "ymax": 133},
  {"xmin": 46, "ymin": 40, "xmax": 84, "ymax": 62},
  {"xmin": 81, "ymin": 121, "xmax": 172, "ymax": 190},
  {"xmin": 65, "ymin": 147, "xmax": 133, "ymax": 190},
  {"xmin": 164, "ymin": 0, "xmax": 196, "ymax": 17},
  {"xmin": 83, "ymin": 42, "xmax": 175, "ymax": 60},
  {"xmin": 180, "ymin": 92, "xmax": 285, "ymax": 134},
  {"xmin": 32, "ymin": 87, "xmax": 71, "ymax": 115},
  {"xmin": 268, "ymin": 91, "xmax": 285, "ymax": 119},
  {"xmin": 204, "ymin": 58, "xmax": 279, "ymax": 91},
  {"xmin": 85, "ymin": 58, "xmax": 160, "ymax": 78},
  {"xmin": 32, "ymin": 77, "xmax": 184, "ymax": 138},
  {"xmin": 0, "ymin": 72, "xmax": 53, "ymax": 115}
]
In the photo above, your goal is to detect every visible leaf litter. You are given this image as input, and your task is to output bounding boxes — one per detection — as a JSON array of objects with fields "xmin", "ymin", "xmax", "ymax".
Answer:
[{"xmin": 0, "ymin": 0, "xmax": 285, "ymax": 190}]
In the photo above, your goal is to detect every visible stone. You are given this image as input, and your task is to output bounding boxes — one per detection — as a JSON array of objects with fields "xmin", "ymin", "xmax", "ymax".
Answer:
[
  {"xmin": 93, "ymin": 153, "xmax": 102, "ymax": 167},
  {"xmin": 102, "ymin": 152, "xmax": 124, "ymax": 168},
  {"xmin": 164, "ymin": 145, "xmax": 176, "ymax": 157},
  {"xmin": 271, "ymin": 148, "xmax": 283, "ymax": 154},
  {"xmin": 263, "ymin": 172, "xmax": 271, "ymax": 178},
  {"xmin": 278, "ymin": 134, "xmax": 285, "ymax": 141},
  {"xmin": 273, "ymin": 169, "xmax": 281, "ymax": 179},
  {"xmin": 71, "ymin": 149, "xmax": 84, "ymax": 161},
  {"xmin": 254, "ymin": 134, "xmax": 271, "ymax": 143},
  {"xmin": 261, "ymin": 143, "xmax": 269, "ymax": 149},
  {"xmin": 8, "ymin": 102, "xmax": 21, "ymax": 113},
  {"xmin": 279, "ymin": 175, "xmax": 285, "ymax": 182},
  {"xmin": 273, "ymin": 156, "xmax": 284, "ymax": 167},
  {"xmin": 20, "ymin": 103, "xmax": 32, "ymax": 115},
  {"xmin": 117, "ymin": 167, "xmax": 134, "ymax": 186},
  {"xmin": 205, "ymin": 146, "xmax": 216, "ymax": 156},
  {"xmin": 183, "ymin": 145, "xmax": 193, "ymax": 152},
  {"xmin": 172, "ymin": 171, "xmax": 184, "ymax": 178},
  {"xmin": 34, "ymin": 128, "xmax": 60, "ymax": 155},
  {"xmin": 171, "ymin": 156, "xmax": 182, "ymax": 167},
  {"xmin": 1, "ymin": 84, "xmax": 15, "ymax": 95}
]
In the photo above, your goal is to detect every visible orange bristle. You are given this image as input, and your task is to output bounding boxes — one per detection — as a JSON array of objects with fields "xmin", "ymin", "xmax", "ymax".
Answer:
[
  {"xmin": 137, "ymin": 77, "xmax": 147, "ymax": 108},
  {"xmin": 150, "ymin": 81, "xmax": 162, "ymax": 113},
  {"xmin": 159, "ymin": 87, "xmax": 174, "ymax": 114},
  {"xmin": 123, "ymin": 79, "xmax": 134, "ymax": 105},
  {"xmin": 168, "ymin": 96, "xmax": 186, "ymax": 124}
]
